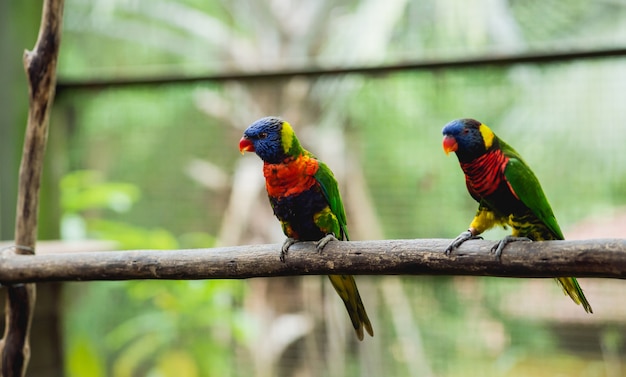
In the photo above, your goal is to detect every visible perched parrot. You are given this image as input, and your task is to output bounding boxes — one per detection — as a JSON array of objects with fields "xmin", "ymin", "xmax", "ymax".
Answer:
[
  {"xmin": 442, "ymin": 118, "xmax": 592, "ymax": 313},
  {"xmin": 239, "ymin": 116, "xmax": 374, "ymax": 340}
]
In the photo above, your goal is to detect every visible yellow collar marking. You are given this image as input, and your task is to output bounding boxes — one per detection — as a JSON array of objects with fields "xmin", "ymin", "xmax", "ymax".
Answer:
[
  {"xmin": 479, "ymin": 123, "xmax": 495, "ymax": 149},
  {"xmin": 281, "ymin": 121, "xmax": 294, "ymax": 153}
]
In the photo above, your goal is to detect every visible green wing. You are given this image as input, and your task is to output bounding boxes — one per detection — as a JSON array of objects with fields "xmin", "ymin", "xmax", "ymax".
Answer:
[
  {"xmin": 501, "ymin": 141, "xmax": 564, "ymax": 239},
  {"xmin": 314, "ymin": 160, "xmax": 349, "ymax": 241},
  {"xmin": 501, "ymin": 141, "xmax": 592, "ymax": 313}
]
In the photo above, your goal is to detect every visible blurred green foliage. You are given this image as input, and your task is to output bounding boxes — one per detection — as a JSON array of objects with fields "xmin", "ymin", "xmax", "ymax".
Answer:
[
  {"xmin": 60, "ymin": 170, "xmax": 238, "ymax": 377},
  {"xmin": 65, "ymin": 279, "xmax": 250, "ymax": 377}
]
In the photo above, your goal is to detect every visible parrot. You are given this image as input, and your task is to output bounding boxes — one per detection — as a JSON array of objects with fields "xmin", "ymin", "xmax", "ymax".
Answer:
[
  {"xmin": 238, "ymin": 116, "xmax": 374, "ymax": 340},
  {"xmin": 442, "ymin": 118, "xmax": 592, "ymax": 313}
]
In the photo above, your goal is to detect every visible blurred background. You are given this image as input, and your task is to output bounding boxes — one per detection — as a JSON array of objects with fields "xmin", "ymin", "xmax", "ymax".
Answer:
[{"xmin": 2, "ymin": 0, "xmax": 626, "ymax": 376}]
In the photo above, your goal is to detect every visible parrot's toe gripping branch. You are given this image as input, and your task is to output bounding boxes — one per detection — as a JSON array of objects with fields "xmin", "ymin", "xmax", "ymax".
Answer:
[
  {"xmin": 445, "ymin": 230, "xmax": 482, "ymax": 255},
  {"xmin": 491, "ymin": 236, "xmax": 532, "ymax": 260},
  {"xmin": 280, "ymin": 237, "xmax": 298, "ymax": 263},
  {"xmin": 316, "ymin": 234, "xmax": 338, "ymax": 253}
]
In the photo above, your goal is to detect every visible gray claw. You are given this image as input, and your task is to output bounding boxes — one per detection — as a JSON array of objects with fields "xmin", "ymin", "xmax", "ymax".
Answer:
[
  {"xmin": 316, "ymin": 234, "xmax": 338, "ymax": 253},
  {"xmin": 491, "ymin": 236, "xmax": 532, "ymax": 260},
  {"xmin": 445, "ymin": 230, "xmax": 480, "ymax": 255},
  {"xmin": 280, "ymin": 237, "xmax": 298, "ymax": 262}
]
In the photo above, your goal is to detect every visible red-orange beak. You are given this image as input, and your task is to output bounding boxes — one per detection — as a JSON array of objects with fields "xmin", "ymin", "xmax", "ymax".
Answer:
[
  {"xmin": 239, "ymin": 137, "xmax": 255, "ymax": 155},
  {"xmin": 442, "ymin": 135, "xmax": 458, "ymax": 156}
]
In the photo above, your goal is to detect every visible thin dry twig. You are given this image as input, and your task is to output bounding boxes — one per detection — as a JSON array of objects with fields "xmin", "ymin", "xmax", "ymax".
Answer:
[{"xmin": 1, "ymin": 1, "xmax": 64, "ymax": 376}]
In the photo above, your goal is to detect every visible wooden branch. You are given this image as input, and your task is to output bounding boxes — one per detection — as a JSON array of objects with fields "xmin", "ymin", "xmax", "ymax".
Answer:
[
  {"xmin": 2, "ymin": 0, "xmax": 64, "ymax": 376},
  {"xmin": 15, "ymin": 1, "xmax": 63, "ymax": 248},
  {"xmin": 0, "ymin": 239, "xmax": 624, "ymax": 283}
]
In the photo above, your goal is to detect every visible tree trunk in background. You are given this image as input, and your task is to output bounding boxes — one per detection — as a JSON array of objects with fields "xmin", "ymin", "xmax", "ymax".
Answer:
[{"xmin": 21, "ymin": 283, "xmax": 64, "ymax": 377}]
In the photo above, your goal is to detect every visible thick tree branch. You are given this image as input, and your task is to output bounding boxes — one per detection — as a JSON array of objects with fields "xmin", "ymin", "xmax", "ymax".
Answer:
[
  {"xmin": 0, "ymin": 239, "xmax": 624, "ymax": 283},
  {"xmin": 2, "ymin": 1, "xmax": 64, "ymax": 376}
]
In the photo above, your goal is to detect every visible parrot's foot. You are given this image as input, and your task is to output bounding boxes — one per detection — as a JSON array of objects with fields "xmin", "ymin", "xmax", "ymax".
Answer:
[
  {"xmin": 316, "ymin": 234, "xmax": 338, "ymax": 253},
  {"xmin": 491, "ymin": 236, "xmax": 532, "ymax": 259},
  {"xmin": 280, "ymin": 237, "xmax": 298, "ymax": 262},
  {"xmin": 445, "ymin": 230, "xmax": 482, "ymax": 255}
]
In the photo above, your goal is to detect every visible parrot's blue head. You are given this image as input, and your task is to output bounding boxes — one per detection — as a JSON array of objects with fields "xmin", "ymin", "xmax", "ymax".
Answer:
[
  {"xmin": 442, "ymin": 118, "xmax": 496, "ymax": 162},
  {"xmin": 239, "ymin": 116, "xmax": 300, "ymax": 164}
]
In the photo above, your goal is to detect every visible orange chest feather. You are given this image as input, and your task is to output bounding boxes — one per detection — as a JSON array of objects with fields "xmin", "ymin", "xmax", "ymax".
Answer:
[{"xmin": 263, "ymin": 155, "xmax": 319, "ymax": 198}]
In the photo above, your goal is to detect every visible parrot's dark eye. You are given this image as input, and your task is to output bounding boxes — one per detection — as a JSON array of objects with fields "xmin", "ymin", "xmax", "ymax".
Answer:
[
  {"xmin": 462, "ymin": 129, "xmax": 470, "ymax": 134},
  {"xmin": 258, "ymin": 132, "xmax": 268, "ymax": 139}
]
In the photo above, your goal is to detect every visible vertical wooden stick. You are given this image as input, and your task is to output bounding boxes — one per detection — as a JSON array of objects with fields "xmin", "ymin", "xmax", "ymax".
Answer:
[{"xmin": 1, "ymin": 1, "xmax": 64, "ymax": 376}]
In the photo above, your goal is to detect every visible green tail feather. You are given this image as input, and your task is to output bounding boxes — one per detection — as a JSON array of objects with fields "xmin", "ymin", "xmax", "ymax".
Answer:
[
  {"xmin": 327, "ymin": 275, "xmax": 374, "ymax": 340},
  {"xmin": 556, "ymin": 277, "xmax": 593, "ymax": 313}
]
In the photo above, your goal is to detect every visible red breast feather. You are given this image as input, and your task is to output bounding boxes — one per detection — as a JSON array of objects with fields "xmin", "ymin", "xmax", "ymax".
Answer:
[
  {"xmin": 460, "ymin": 149, "xmax": 509, "ymax": 199},
  {"xmin": 263, "ymin": 154, "xmax": 319, "ymax": 199}
]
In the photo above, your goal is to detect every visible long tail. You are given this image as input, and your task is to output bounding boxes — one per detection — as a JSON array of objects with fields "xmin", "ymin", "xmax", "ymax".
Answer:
[
  {"xmin": 556, "ymin": 277, "xmax": 593, "ymax": 313},
  {"xmin": 327, "ymin": 275, "xmax": 374, "ymax": 340}
]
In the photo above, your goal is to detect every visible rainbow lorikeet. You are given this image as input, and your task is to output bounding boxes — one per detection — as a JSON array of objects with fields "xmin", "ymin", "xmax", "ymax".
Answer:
[
  {"xmin": 239, "ymin": 116, "xmax": 374, "ymax": 340},
  {"xmin": 442, "ymin": 118, "xmax": 592, "ymax": 313}
]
